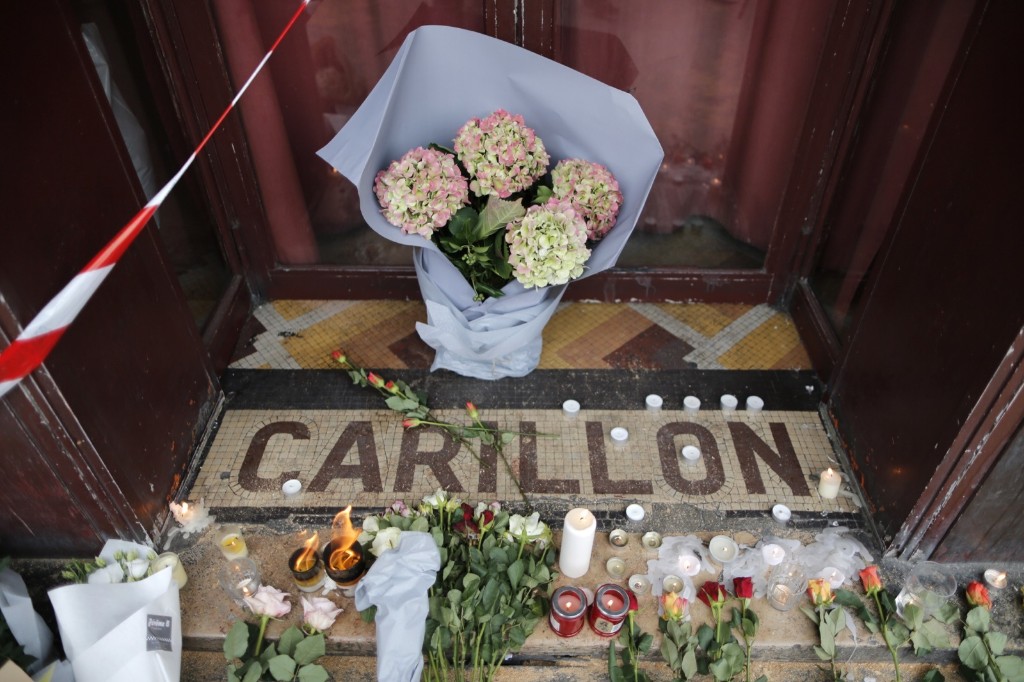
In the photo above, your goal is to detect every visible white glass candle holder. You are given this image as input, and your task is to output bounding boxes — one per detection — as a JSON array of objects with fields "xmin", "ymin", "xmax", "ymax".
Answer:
[
  {"xmin": 645, "ymin": 394, "xmax": 663, "ymax": 411},
  {"xmin": 628, "ymin": 574, "xmax": 651, "ymax": 595},
  {"xmin": 681, "ymin": 445, "xmax": 701, "ymax": 462},
  {"xmin": 709, "ymin": 535, "xmax": 739, "ymax": 564},
  {"xmin": 683, "ymin": 396, "xmax": 701, "ymax": 413},
  {"xmin": 662, "ymin": 574, "xmax": 684, "ymax": 594},
  {"xmin": 562, "ymin": 399, "xmax": 581, "ymax": 417},
  {"xmin": 720, "ymin": 394, "xmax": 738, "ymax": 411},
  {"xmin": 772, "ymin": 504, "xmax": 792, "ymax": 524},
  {"xmin": 746, "ymin": 396, "xmax": 764, "ymax": 412},
  {"xmin": 152, "ymin": 552, "xmax": 188, "ymax": 589},
  {"xmin": 606, "ymin": 557, "xmax": 627, "ymax": 580},
  {"xmin": 767, "ymin": 563, "xmax": 806, "ymax": 611},
  {"xmin": 610, "ymin": 427, "xmax": 629, "ymax": 443},
  {"xmin": 625, "ymin": 504, "xmax": 645, "ymax": 522},
  {"xmin": 282, "ymin": 479, "xmax": 302, "ymax": 498}
]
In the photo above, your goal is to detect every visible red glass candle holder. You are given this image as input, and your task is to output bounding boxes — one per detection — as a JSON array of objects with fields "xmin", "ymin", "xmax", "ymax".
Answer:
[
  {"xmin": 588, "ymin": 583, "xmax": 630, "ymax": 637},
  {"xmin": 549, "ymin": 586, "xmax": 587, "ymax": 638}
]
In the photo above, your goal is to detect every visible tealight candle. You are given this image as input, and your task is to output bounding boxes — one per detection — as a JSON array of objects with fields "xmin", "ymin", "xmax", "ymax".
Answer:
[
  {"xmin": 152, "ymin": 552, "xmax": 188, "ymax": 589},
  {"xmin": 215, "ymin": 524, "xmax": 249, "ymax": 560},
  {"xmin": 709, "ymin": 535, "xmax": 739, "ymax": 564},
  {"xmin": 662, "ymin": 574, "xmax": 684, "ymax": 594},
  {"xmin": 625, "ymin": 504, "xmax": 646, "ymax": 522},
  {"xmin": 170, "ymin": 501, "xmax": 196, "ymax": 525},
  {"xmin": 761, "ymin": 543, "xmax": 786, "ymax": 566},
  {"xmin": 281, "ymin": 479, "xmax": 302, "ymax": 498},
  {"xmin": 610, "ymin": 427, "xmax": 629, "ymax": 443},
  {"xmin": 606, "ymin": 557, "xmax": 627, "ymax": 580},
  {"xmin": 645, "ymin": 394, "xmax": 663, "ymax": 411},
  {"xmin": 560, "ymin": 508, "xmax": 597, "ymax": 579},
  {"xmin": 984, "ymin": 569, "xmax": 1007, "ymax": 589},
  {"xmin": 746, "ymin": 396, "xmax": 764, "ymax": 412},
  {"xmin": 819, "ymin": 567, "xmax": 845, "ymax": 589},
  {"xmin": 720, "ymin": 394, "xmax": 738, "ymax": 411},
  {"xmin": 642, "ymin": 531, "xmax": 662, "ymax": 549},
  {"xmin": 609, "ymin": 529, "xmax": 629, "ymax": 547},
  {"xmin": 772, "ymin": 504, "xmax": 792, "ymax": 524},
  {"xmin": 588, "ymin": 584, "xmax": 630, "ymax": 637},
  {"xmin": 678, "ymin": 553, "xmax": 701, "ymax": 577},
  {"xmin": 628, "ymin": 575, "xmax": 651, "ymax": 595},
  {"xmin": 681, "ymin": 445, "xmax": 701, "ymax": 462},
  {"xmin": 549, "ymin": 586, "xmax": 587, "ymax": 637},
  {"xmin": 562, "ymin": 399, "xmax": 581, "ymax": 417},
  {"xmin": 683, "ymin": 396, "xmax": 701, "ymax": 413},
  {"xmin": 818, "ymin": 468, "xmax": 842, "ymax": 499}
]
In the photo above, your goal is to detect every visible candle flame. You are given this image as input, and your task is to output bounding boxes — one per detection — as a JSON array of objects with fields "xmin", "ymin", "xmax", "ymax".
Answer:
[
  {"xmin": 328, "ymin": 506, "xmax": 362, "ymax": 572},
  {"xmin": 293, "ymin": 531, "xmax": 319, "ymax": 572},
  {"xmin": 181, "ymin": 501, "xmax": 189, "ymax": 513}
]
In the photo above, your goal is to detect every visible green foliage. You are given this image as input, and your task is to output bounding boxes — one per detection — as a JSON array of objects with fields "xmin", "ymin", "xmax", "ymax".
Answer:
[
  {"xmin": 958, "ymin": 605, "xmax": 1024, "ymax": 682},
  {"xmin": 223, "ymin": 620, "xmax": 329, "ymax": 682},
  {"xmin": 659, "ymin": 618, "xmax": 700, "ymax": 681},
  {"xmin": 609, "ymin": 614, "xmax": 652, "ymax": 682},
  {"xmin": 802, "ymin": 602, "xmax": 846, "ymax": 681},
  {"xmin": 435, "ymin": 195, "xmax": 525, "ymax": 300}
]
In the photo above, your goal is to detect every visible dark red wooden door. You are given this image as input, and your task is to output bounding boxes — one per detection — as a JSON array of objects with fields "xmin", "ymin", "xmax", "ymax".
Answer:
[{"xmin": 0, "ymin": 0, "xmax": 220, "ymax": 556}]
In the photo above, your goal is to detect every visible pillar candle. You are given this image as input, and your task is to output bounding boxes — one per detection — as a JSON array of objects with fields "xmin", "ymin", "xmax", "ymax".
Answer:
[
  {"xmin": 818, "ymin": 468, "xmax": 842, "ymax": 499},
  {"xmin": 152, "ymin": 552, "xmax": 188, "ymax": 589},
  {"xmin": 560, "ymin": 508, "xmax": 597, "ymax": 579}
]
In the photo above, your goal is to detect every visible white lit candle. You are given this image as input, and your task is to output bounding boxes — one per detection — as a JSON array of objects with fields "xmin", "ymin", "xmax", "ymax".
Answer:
[
  {"xmin": 761, "ymin": 544, "xmax": 786, "ymax": 566},
  {"xmin": 820, "ymin": 566, "xmax": 845, "ymax": 588},
  {"xmin": 170, "ymin": 501, "xmax": 195, "ymax": 525},
  {"xmin": 560, "ymin": 508, "xmax": 597, "ymax": 579},
  {"xmin": 678, "ymin": 554, "xmax": 701, "ymax": 577},
  {"xmin": 818, "ymin": 468, "xmax": 842, "ymax": 499},
  {"xmin": 152, "ymin": 552, "xmax": 188, "ymax": 589}
]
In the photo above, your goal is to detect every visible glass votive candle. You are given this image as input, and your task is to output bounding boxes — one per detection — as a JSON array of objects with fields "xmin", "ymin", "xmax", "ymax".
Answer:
[
  {"xmin": 589, "ymin": 583, "xmax": 631, "ymax": 637},
  {"xmin": 549, "ymin": 586, "xmax": 587, "ymax": 637},
  {"xmin": 289, "ymin": 545, "xmax": 326, "ymax": 593},
  {"xmin": 215, "ymin": 524, "xmax": 249, "ymax": 560},
  {"xmin": 678, "ymin": 554, "xmax": 701, "ymax": 577},
  {"xmin": 609, "ymin": 528, "xmax": 628, "ymax": 547},
  {"xmin": 642, "ymin": 531, "xmax": 662, "ymax": 549},
  {"xmin": 152, "ymin": 552, "xmax": 188, "ymax": 589},
  {"xmin": 606, "ymin": 557, "xmax": 627, "ymax": 580},
  {"xmin": 662, "ymin": 574, "xmax": 684, "ymax": 594},
  {"xmin": 628, "ymin": 574, "xmax": 651, "ymax": 595},
  {"xmin": 219, "ymin": 557, "xmax": 261, "ymax": 604},
  {"xmin": 767, "ymin": 563, "xmax": 806, "ymax": 611}
]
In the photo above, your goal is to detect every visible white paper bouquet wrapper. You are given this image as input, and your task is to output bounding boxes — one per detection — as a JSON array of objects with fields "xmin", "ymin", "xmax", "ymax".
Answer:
[{"xmin": 318, "ymin": 25, "xmax": 663, "ymax": 378}]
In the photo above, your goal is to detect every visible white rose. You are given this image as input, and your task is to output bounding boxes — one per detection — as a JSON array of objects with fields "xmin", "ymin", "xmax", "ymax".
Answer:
[
  {"xmin": 243, "ymin": 585, "xmax": 292, "ymax": 618},
  {"xmin": 301, "ymin": 596, "xmax": 343, "ymax": 632},
  {"xmin": 422, "ymin": 489, "xmax": 447, "ymax": 508},
  {"xmin": 507, "ymin": 512, "xmax": 546, "ymax": 541},
  {"xmin": 362, "ymin": 516, "xmax": 380, "ymax": 533},
  {"xmin": 371, "ymin": 527, "xmax": 402, "ymax": 557},
  {"xmin": 128, "ymin": 559, "xmax": 151, "ymax": 580}
]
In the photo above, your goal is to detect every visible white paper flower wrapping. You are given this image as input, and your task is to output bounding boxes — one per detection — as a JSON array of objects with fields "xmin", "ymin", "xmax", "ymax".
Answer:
[{"xmin": 318, "ymin": 26, "xmax": 663, "ymax": 379}]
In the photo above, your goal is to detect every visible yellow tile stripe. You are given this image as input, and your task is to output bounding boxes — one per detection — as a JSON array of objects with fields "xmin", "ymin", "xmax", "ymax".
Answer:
[{"xmin": 717, "ymin": 312, "xmax": 807, "ymax": 370}]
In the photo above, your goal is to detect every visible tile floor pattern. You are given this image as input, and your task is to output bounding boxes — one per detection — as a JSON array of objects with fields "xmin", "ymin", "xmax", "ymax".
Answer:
[
  {"xmin": 190, "ymin": 301, "xmax": 858, "ymax": 523},
  {"xmin": 229, "ymin": 300, "xmax": 812, "ymax": 371}
]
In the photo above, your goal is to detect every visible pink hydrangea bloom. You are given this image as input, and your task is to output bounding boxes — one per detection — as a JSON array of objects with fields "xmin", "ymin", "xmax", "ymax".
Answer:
[
  {"xmin": 506, "ymin": 200, "xmax": 589, "ymax": 289},
  {"xmin": 551, "ymin": 159, "xmax": 622, "ymax": 240},
  {"xmin": 454, "ymin": 110, "xmax": 549, "ymax": 198},
  {"xmin": 374, "ymin": 147, "xmax": 469, "ymax": 238}
]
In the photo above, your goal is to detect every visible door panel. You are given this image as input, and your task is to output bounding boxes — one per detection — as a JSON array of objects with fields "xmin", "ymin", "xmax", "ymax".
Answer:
[{"xmin": 0, "ymin": 0, "xmax": 220, "ymax": 555}]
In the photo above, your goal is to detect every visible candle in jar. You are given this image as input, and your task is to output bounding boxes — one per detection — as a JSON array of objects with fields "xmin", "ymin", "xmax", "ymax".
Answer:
[
  {"xmin": 609, "ymin": 529, "xmax": 628, "ymax": 547},
  {"xmin": 215, "ymin": 525, "xmax": 249, "ymax": 560},
  {"xmin": 662, "ymin": 575, "xmax": 684, "ymax": 594},
  {"xmin": 549, "ymin": 586, "xmax": 587, "ymax": 637},
  {"xmin": 606, "ymin": 557, "xmax": 627, "ymax": 580},
  {"xmin": 152, "ymin": 552, "xmax": 188, "ymax": 589},
  {"xmin": 560, "ymin": 508, "xmax": 597, "ymax": 579},
  {"xmin": 588, "ymin": 584, "xmax": 631, "ymax": 637},
  {"xmin": 818, "ymin": 468, "xmax": 842, "ymax": 499}
]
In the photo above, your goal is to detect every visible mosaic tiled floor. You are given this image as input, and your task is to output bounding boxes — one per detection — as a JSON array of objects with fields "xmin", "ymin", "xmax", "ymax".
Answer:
[{"xmin": 189, "ymin": 301, "xmax": 862, "ymax": 530}]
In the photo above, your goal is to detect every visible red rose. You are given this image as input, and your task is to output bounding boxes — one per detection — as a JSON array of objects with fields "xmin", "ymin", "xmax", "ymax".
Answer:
[
  {"xmin": 733, "ymin": 576, "xmax": 754, "ymax": 600},
  {"xmin": 627, "ymin": 589, "xmax": 639, "ymax": 612},
  {"xmin": 966, "ymin": 581, "xmax": 992, "ymax": 610},
  {"xmin": 859, "ymin": 565, "xmax": 883, "ymax": 596},
  {"xmin": 698, "ymin": 581, "xmax": 727, "ymax": 608}
]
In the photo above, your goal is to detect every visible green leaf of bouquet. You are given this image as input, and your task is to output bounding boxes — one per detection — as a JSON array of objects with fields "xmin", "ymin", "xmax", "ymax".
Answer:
[
  {"xmin": 966, "ymin": 606, "xmax": 991, "ymax": 634},
  {"xmin": 922, "ymin": 670, "xmax": 946, "ymax": 682},
  {"xmin": 709, "ymin": 657, "xmax": 734, "ymax": 681},
  {"xmin": 481, "ymin": 578, "xmax": 500, "ymax": 611},
  {"xmin": 819, "ymin": 622, "xmax": 835, "ymax": 656},
  {"xmin": 911, "ymin": 630, "xmax": 932, "ymax": 656},
  {"xmin": 608, "ymin": 642, "xmax": 621, "ymax": 682},
  {"xmin": 447, "ymin": 206, "xmax": 479, "ymax": 243},
  {"xmin": 224, "ymin": 620, "xmax": 250, "ymax": 660},
  {"xmin": 477, "ymin": 195, "xmax": 526, "ymax": 239},
  {"xmin": 384, "ymin": 396, "xmax": 419, "ymax": 412},
  {"xmin": 297, "ymin": 664, "xmax": 331, "ymax": 682},
  {"xmin": 959, "ymin": 635, "xmax": 989, "ymax": 671},
  {"xmin": 800, "ymin": 605, "xmax": 819, "ymax": 624},
  {"xmin": 682, "ymin": 648, "xmax": 699, "ymax": 678},
  {"xmin": 532, "ymin": 185, "xmax": 553, "ymax": 206},
  {"xmin": 268, "ymin": 654, "xmax": 297, "ymax": 681},
  {"xmin": 985, "ymin": 631, "xmax": 1008, "ymax": 656},
  {"xmin": 507, "ymin": 559, "xmax": 525, "ymax": 590},
  {"xmin": 226, "ymin": 665, "xmax": 241, "ymax": 682},
  {"xmin": 242, "ymin": 663, "xmax": 263, "ymax": 682},
  {"xmin": 293, "ymin": 633, "xmax": 325, "ymax": 666},
  {"xmin": 409, "ymin": 516, "xmax": 429, "ymax": 533},
  {"xmin": 697, "ymin": 624, "xmax": 714, "ymax": 650},
  {"xmin": 359, "ymin": 605, "xmax": 377, "ymax": 623},
  {"xmin": 903, "ymin": 602, "xmax": 924, "ymax": 630},
  {"xmin": 463, "ymin": 573, "xmax": 481, "ymax": 592},
  {"xmin": 277, "ymin": 626, "xmax": 303, "ymax": 657},
  {"xmin": 936, "ymin": 601, "xmax": 960, "ymax": 624},
  {"xmin": 994, "ymin": 655, "xmax": 1024, "ymax": 680},
  {"xmin": 920, "ymin": 619, "xmax": 951, "ymax": 649},
  {"xmin": 639, "ymin": 632, "xmax": 654, "ymax": 654},
  {"xmin": 813, "ymin": 645, "xmax": 831, "ymax": 661}
]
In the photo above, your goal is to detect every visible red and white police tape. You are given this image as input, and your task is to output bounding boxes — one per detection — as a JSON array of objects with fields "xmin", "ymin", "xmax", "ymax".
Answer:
[{"xmin": 0, "ymin": 0, "xmax": 312, "ymax": 399}]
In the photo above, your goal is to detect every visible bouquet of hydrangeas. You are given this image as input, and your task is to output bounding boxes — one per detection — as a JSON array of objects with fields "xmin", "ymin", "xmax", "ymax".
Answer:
[
  {"xmin": 319, "ymin": 25, "xmax": 662, "ymax": 378},
  {"xmin": 357, "ymin": 490, "xmax": 555, "ymax": 682},
  {"xmin": 374, "ymin": 109, "xmax": 622, "ymax": 299}
]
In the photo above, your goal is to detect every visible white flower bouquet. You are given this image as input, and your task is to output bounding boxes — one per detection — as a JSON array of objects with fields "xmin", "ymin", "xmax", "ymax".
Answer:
[{"xmin": 319, "ymin": 25, "xmax": 662, "ymax": 379}]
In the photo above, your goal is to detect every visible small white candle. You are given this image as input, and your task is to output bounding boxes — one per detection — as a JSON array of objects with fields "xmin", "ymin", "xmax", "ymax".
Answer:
[
  {"xmin": 560, "ymin": 508, "xmax": 597, "ymax": 579},
  {"xmin": 625, "ymin": 504, "xmax": 646, "ymax": 522},
  {"xmin": 610, "ymin": 427, "xmax": 629, "ymax": 442},
  {"xmin": 152, "ymin": 552, "xmax": 188, "ymax": 589},
  {"xmin": 282, "ymin": 479, "xmax": 302, "ymax": 498},
  {"xmin": 606, "ymin": 557, "xmax": 627, "ymax": 579},
  {"xmin": 709, "ymin": 535, "xmax": 738, "ymax": 564},
  {"xmin": 170, "ymin": 501, "xmax": 195, "ymax": 525},
  {"xmin": 746, "ymin": 396, "xmax": 764, "ymax": 412},
  {"xmin": 720, "ymin": 394, "xmax": 738, "ymax": 410},
  {"xmin": 663, "ymin": 575, "xmax": 684, "ymax": 593},
  {"xmin": 645, "ymin": 394, "xmax": 663, "ymax": 411},
  {"xmin": 818, "ymin": 468, "xmax": 842, "ymax": 499},
  {"xmin": 562, "ymin": 399, "xmax": 580, "ymax": 416},
  {"xmin": 628, "ymin": 575, "xmax": 651, "ymax": 595},
  {"xmin": 820, "ymin": 567, "xmax": 845, "ymax": 588},
  {"xmin": 683, "ymin": 396, "xmax": 701, "ymax": 413},
  {"xmin": 984, "ymin": 569, "xmax": 1008, "ymax": 589},
  {"xmin": 681, "ymin": 445, "xmax": 701, "ymax": 462},
  {"xmin": 761, "ymin": 544, "xmax": 786, "ymax": 566},
  {"xmin": 772, "ymin": 504, "xmax": 792, "ymax": 523},
  {"xmin": 678, "ymin": 554, "xmax": 701, "ymax": 577}
]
